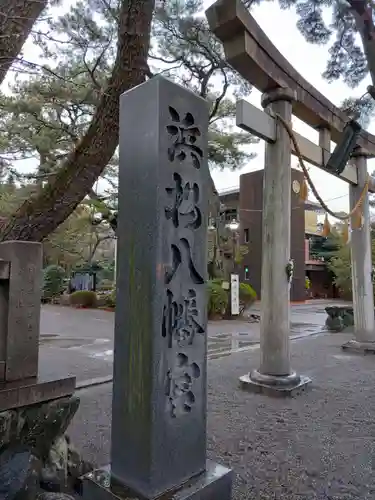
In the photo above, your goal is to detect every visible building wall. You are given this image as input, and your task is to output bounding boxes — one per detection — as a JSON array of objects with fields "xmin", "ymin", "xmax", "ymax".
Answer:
[
  {"xmin": 219, "ymin": 192, "xmax": 238, "ymax": 224},
  {"xmin": 239, "ymin": 170, "xmax": 263, "ymax": 297},
  {"xmin": 239, "ymin": 168, "xmax": 305, "ymax": 302},
  {"xmin": 306, "ymin": 268, "xmax": 336, "ymax": 299},
  {"xmin": 305, "ymin": 210, "xmax": 318, "ymax": 234}
]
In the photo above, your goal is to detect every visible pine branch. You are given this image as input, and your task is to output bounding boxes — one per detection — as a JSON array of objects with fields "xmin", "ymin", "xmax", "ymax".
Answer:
[{"xmin": 1, "ymin": 0, "xmax": 156, "ymax": 241}]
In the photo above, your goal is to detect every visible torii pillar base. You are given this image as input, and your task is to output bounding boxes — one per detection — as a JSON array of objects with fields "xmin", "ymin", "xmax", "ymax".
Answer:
[
  {"xmin": 239, "ymin": 370, "xmax": 311, "ymax": 398},
  {"xmin": 342, "ymin": 339, "xmax": 375, "ymax": 355}
]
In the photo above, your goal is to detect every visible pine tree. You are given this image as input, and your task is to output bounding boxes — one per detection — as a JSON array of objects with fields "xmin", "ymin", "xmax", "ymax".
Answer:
[
  {"xmin": 0, "ymin": 0, "xmax": 155, "ymax": 241},
  {"xmin": 0, "ymin": 0, "xmax": 48, "ymax": 85},
  {"xmin": 245, "ymin": 1, "xmax": 375, "ymax": 124},
  {"xmin": 0, "ymin": 0, "xmax": 257, "ymax": 239}
]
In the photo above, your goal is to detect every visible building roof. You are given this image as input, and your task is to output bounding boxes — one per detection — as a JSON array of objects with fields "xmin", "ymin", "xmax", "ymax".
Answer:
[{"xmin": 218, "ymin": 186, "xmax": 240, "ymax": 197}]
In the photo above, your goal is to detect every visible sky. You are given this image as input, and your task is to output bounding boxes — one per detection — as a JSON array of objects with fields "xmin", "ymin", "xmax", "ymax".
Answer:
[
  {"xmin": 204, "ymin": 0, "xmax": 375, "ymax": 215},
  {"xmin": 5, "ymin": 0, "xmax": 375, "ymax": 216}
]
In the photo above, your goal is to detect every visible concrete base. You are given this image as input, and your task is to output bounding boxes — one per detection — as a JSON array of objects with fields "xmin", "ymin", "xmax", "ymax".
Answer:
[
  {"xmin": 0, "ymin": 376, "xmax": 76, "ymax": 411},
  {"xmin": 342, "ymin": 339, "xmax": 375, "ymax": 354},
  {"xmin": 239, "ymin": 369, "xmax": 311, "ymax": 397},
  {"xmin": 82, "ymin": 460, "xmax": 233, "ymax": 500}
]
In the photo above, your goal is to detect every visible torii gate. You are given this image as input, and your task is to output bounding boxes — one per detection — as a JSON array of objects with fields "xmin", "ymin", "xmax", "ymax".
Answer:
[{"xmin": 206, "ymin": 0, "xmax": 375, "ymax": 396}]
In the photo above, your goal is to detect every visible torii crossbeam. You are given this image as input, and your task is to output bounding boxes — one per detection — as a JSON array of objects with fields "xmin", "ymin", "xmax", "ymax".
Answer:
[{"xmin": 206, "ymin": 0, "xmax": 375, "ymax": 191}]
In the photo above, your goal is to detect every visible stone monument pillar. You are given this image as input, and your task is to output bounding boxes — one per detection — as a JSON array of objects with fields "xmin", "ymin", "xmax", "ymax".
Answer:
[
  {"xmin": 0, "ymin": 241, "xmax": 75, "ymax": 410},
  {"xmin": 83, "ymin": 76, "xmax": 232, "ymax": 499},
  {"xmin": 0, "ymin": 241, "xmax": 78, "ymax": 499},
  {"xmin": 239, "ymin": 88, "xmax": 311, "ymax": 396},
  {"xmin": 342, "ymin": 151, "xmax": 375, "ymax": 353}
]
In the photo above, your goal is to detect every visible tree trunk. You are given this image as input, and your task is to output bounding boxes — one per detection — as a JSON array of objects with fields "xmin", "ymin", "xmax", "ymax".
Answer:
[
  {"xmin": 348, "ymin": 1, "xmax": 375, "ymax": 86},
  {"xmin": 1, "ymin": 0, "xmax": 155, "ymax": 242},
  {"xmin": 0, "ymin": 0, "xmax": 47, "ymax": 85}
]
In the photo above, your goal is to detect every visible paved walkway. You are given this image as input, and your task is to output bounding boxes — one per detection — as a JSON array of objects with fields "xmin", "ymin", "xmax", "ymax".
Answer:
[
  {"xmin": 38, "ymin": 304, "xmax": 330, "ymax": 384},
  {"xmin": 70, "ymin": 329, "xmax": 375, "ymax": 499}
]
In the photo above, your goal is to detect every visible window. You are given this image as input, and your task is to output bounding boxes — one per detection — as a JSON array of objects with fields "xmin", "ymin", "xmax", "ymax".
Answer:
[
  {"xmin": 244, "ymin": 228, "xmax": 249, "ymax": 243},
  {"xmin": 244, "ymin": 266, "xmax": 249, "ymax": 281}
]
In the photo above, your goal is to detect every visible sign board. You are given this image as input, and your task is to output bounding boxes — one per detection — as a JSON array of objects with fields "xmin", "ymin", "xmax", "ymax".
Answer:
[{"xmin": 231, "ymin": 274, "xmax": 240, "ymax": 315}]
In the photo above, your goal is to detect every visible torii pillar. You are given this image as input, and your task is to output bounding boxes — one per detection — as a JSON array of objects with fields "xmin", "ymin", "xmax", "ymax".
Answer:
[
  {"xmin": 342, "ymin": 150, "xmax": 375, "ymax": 353},
  {"xmin": 239, "ymin": 88, "xmax": 311, "ymax": 396}
]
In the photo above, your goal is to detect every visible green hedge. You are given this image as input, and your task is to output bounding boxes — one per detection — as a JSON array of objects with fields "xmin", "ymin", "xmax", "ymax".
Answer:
[
  {"xmin": 207, "ymin": 281, "xmax": 228, "ymax": 318},
  {"xmin": 239, "ymin": 282, "xmax": 257, "ymax": 314},
  {"xmin": 70, "ymin": 290, "xmax": 98, "ymax": 308},
  {"xmin": 102, "ymin": 280, "xmax": 256, "ymax": 318},
  {"xmin": 208, "ymin": 279, "xmax": 257, "ymax": 318},
  {"xmin": 105, "ymin": 289, "xmax": 116, "ymax": 308}
]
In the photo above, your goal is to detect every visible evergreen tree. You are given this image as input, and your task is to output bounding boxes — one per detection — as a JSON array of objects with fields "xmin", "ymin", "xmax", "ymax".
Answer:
[
  {"xmin": 0, "ymin": 0, "xmax": 257, "ymax": 238},
  {"xmin": 0, "ymin": 0, "xmax": 49, "ymax": 86},
  {"xmin": 0, "ymin": 0, "xmax": 257, "ymax": 240},
  {"xmin": 42, "ymin": 264, "xmax": 66, "ymax": 302},
  {"xmin": 0, "ymin": 0, "xmax": 155, "ymax": 241},
  {"xmin": 310, "ymin": 233, "xmax": 341, "ymax": 262},
  {"xmin": 245, "ymin": 1, "xmax": 375, "ymax": 124}
]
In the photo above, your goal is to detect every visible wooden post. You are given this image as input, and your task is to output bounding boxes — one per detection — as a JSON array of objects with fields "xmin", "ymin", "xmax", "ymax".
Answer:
[
  {"xmin": 239, "ymin": 88, "xmax": 311, "ymax": 396},
  {"xmin": 318, "ymin": 127, "xmax": 331, "ymax": 153},
  {"xmin": 343, "ymin": 151, "xmax": 375, "ymax": 353}
]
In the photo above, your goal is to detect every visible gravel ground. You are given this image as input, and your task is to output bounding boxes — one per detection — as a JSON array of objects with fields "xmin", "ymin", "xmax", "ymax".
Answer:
[{"xmin": 70, "ymin": 330, "xmax": 375, "ymax": 499}]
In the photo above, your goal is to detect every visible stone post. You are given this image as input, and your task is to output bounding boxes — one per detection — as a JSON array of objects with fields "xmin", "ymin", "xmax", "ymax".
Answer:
[
  {"xmin": 83, "ymin": 76, "xmax": 232, "ymax": 500},
  {"xmin": 239, "ymin": 88, "xmax": 311, "ymax": 396},
  {"xmin": 342, "ymin": 151, "xmax": 375, "ymax": 353},
  {"xmin": 0, "ymin": 240, "xmax": 75, "ymax": 411},
  {"xmin": 0, "ymin": 241, "xmax": 42, "ymax": 381}
]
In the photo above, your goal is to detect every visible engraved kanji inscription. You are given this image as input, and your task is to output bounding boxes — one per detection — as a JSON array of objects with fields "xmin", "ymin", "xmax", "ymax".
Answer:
[
  {"xmin": 166, "ymin": 106, "xmax": 203, "ymax": 169},
  {"xmin": 165, "ymin": 238, "xmax": 204, "ymax": 285},
  {"xmin": 165, "ymin": 353, "xmax": 201, "ymax": 418},
  {"xmin": 162, "ymin": 289, "xmax": 204, "ymax": 348},
  {"xmin": 165, "ymin": 173, "xmax": 202, "ymax": 229}
]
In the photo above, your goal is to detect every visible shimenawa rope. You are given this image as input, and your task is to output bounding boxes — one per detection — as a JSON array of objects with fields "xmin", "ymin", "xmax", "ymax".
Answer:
[{"xmin": 275, "ymin": 113, "xmax": 369, "ymax": 223}]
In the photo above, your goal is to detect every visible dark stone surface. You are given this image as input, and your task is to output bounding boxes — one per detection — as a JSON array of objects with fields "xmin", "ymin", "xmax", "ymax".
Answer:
[
  {"xmin": 40, "ymin": 436, "xmax": 68, "ymax": 492},
  {"xmin": 40, "ymin": 434, "xmax": 93, "ymax": 495},
  {"xmin": 66, "ymin": 436, "xmax": 93, "ymax": 494},
  {"xmin": 0, "ymin": 241, "xmax": 43, "ymax": 382},
  {"xmin": 325, "ymin": 306, "xmax": 354, "ymax": 331},
  {"xmin": 0, "ymin": 396, "xmax": 79, "ymax": 460},
  {"xmin": 0, "ymin": 446, "xmax": 40, "ymax": 500},
  {"xmin": 0, "ymin": 397, "xmax": 83, "ymax": 499},
  {"xmin": 110, "ymin": 75, "xmax": 231, "ymax": 499},
  {"xmin": 37, "ymin": 494, "xmax": 76, "ymax": 500}
]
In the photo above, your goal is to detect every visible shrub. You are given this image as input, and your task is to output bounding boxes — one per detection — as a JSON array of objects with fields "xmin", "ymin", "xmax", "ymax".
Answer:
[
  {"xmin": 42, "ymin": 265, "xmax": 66, "ymax": 302},
  {"xmin": 97, "ymin": 279, "xmax": 114, "ymax": 291},
  {"xmin": 239, "ymin": 282, "xmax": 257, "ymax": 314},
  {"xmin": 105, "ymin": 289, "xmax": 116, "ymax": 308},
  {"xmin": 305, "ymin": 277, "xmax": 311, "ymax": 290},
  {"xmin": 207, "ymin": 280, "xmax": 228, "ymax": 318},
  {"xmin": 70, "ymin": 290, "xmax": 98, "ymax": 308}
]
